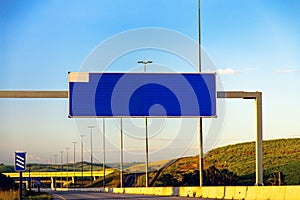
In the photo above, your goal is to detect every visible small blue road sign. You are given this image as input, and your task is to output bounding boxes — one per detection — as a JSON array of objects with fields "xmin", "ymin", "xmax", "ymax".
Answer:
[
  {"xmin": 15, "ymin": 152, "xmax": 26, "ymax": 171},
  {"xmin": 68, "ymin": 72, "xmax": 216, "ymax": 117}
]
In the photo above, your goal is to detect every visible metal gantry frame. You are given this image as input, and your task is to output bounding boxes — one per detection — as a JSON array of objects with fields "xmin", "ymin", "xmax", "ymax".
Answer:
[{"xmin": 0, "ymin": 90, "xmax": 263, "ymax": 185}]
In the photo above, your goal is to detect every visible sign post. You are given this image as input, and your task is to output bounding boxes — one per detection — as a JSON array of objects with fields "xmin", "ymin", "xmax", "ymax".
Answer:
[{"xmin": 15, "ymin": 152, "xmax": 26, "ymax": 200}]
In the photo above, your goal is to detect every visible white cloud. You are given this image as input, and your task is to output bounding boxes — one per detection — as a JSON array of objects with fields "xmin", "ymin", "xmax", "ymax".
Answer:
[
  {"xmin": 274, "ymin": 69, "xmax": 299, "ymax": 74},
  {"xmin": 217, "ymin": 68, "xmax": 240, "ymax": 75}
]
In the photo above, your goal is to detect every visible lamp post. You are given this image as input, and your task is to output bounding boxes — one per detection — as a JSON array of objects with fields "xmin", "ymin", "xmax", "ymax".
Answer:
[
  {"xmin": 80, "ymin": 135, "xmax": 85, "ymax": 187},
  {"xmin": 88, "ymin": 125, "xmax": 95, "ymax": 184},
  {"xmin": 72, "ymin": 141, "xmax": 77, "ymax": 183},
  {"xmin": 198, "ymin": 0, "xmax": 203, "ymax": 187},
  {"xmin": 54, "ymin": 155, "xmax": 58, "ymax": 170},
  {"xmin": 137, "ymin": 60, "xmax": 153, "ymax": 187},
  {"xmin": 50, "ymin": 156, "xmax": 52, "ymax": 171},
  {"xmin": 60, "ymin": 151, "xmax": 64, "ymax": 187},
  {"xmin": 120, "ymin": 118, "xmax": 123, "ymax": 188},
  {"xmin": 54, "ymin": 154, "xmax": 58, "ymax": 189},
  {"xmin": 66, "ymin": 147, "xmax": 70, "ymax": 184},
  {"xmin": 102, "ymin": 118, "xmax": 106, "ymax": 188}
]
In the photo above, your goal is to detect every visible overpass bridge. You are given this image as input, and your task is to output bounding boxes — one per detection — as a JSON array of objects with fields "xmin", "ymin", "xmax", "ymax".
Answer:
[{"xmin": 4, "ymin": 169, "xmax": 114, "ymax": 188}]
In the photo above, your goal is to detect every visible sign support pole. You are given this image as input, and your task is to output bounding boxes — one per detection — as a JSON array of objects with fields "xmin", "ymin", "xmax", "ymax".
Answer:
[
  {"xmin": 256, "ymin": 92, "xmax": 263, "ymax": 185},
  {"xmin": 3, "ymin": 90, "xmax": 262, "ymax": 185},
  {"xmin": 19, "ymin": 172, "xmax": 22, "ymax": 200}
]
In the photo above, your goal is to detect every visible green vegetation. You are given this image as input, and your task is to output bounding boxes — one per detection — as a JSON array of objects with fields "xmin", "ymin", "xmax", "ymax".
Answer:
[
  {"xmin": 0, "ymin": 163, "xmax": 14, "ymax": 173},
  {"xmin": 154, "ymin": 138, "xmax": 300, "ymax": 185},
  {"xmin": 0, "ymin": 190, "xmax": 18, "ymax": 200},
  {"xmin": 2, "ymin": 138, "xmax": 300, "ymax": 187},
  {"xmin": 23, "ymin": 190, "xmax": 51, "ymax": 200}
]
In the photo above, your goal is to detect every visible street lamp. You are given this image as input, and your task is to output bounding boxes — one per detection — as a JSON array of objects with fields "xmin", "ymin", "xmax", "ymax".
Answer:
[
  {"xmin": 102, "ymin": 118, "xmax": 106, "ymax": 188},
  {"xmin": 54, "ymin": 154, "xmax": 58, "ymax": 189},
  {"xmin": 54, "ymin": 155, "xmax": 58, "ymax": 170},
  {"xmin": 137, "ymin": 60, "xmax": 152, "ymax": 187},
  {"xmin": 80, "ymin": 135, "xmax": 85, "ymax": 187},
  {"xmin": 60, "ymin": 151, "xmax": 64, "ymax": 187},
  {"xmin": 66, "ymin": 147, "xmax": 70, "ymax": 184},
  {"xmin": 88, "ymin": 125, "xmax": 95, "ymax": 184},
  {"xmin": 137, "ymin": 60, "xmax": 153, "ymax": 73},
  {"xmin": 72, "ymin": 141, "xmax": 77, "ymax": 183}
]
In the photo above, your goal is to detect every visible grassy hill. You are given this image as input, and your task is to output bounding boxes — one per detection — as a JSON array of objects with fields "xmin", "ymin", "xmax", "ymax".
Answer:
[
  {"xmin": 154, "ymin": 138, "xmax": 300, "ymax": 185},
  {"xmin": 0, "ymin": 162, "xmax": 106, "ymax": 173},
  {"xmin": 2, "ymin": 138, "xmax": 300, "ymax": 186}
]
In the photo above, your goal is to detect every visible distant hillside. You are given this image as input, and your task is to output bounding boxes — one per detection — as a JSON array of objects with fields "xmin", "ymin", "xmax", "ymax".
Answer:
[
  {"xmin": 154, "ymin": 138, "xmax": 300, "ymax": 185},
  {"xmin": 2, "ymin": 138, "xmax": 300, "ymax": 186},
  {"xmin": 0, "ymin": 162, "xmax": 106, "ymax": 173}
]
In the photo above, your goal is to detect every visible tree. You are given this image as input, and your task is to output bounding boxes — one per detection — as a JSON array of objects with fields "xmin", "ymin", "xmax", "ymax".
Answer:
[
  {"xmin": 181, "ymin": 165, "xmax": 239, "ymax": 186},
  {"xmin": 154, "ymin": 174, "xmax": 178, "ymax": 186},
  {"xmin": 182, "ymin": 170, "xmax": 199, "ymax": 186}
]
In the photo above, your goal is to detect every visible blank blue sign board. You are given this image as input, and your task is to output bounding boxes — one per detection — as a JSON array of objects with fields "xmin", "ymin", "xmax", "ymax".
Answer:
[
  {"xmin": 15, "ymin": 152, "xmax": 26, "ymax": 171},
  {"xmin": 68, "ymin": 72, "xmax": 216, "ymax": 117}
]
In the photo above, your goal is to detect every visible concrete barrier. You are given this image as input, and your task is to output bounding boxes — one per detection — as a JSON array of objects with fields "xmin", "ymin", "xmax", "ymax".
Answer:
[
  {"xmin": 285, "ymin": 186, "xmax": 300, "ymax": 200},
  {"xmin": 127, "ymin": 185, "xmax": 291, "ymax": 200},
  {"xmin": 224, "ymin": 186, "xmax": 247, "ymax": 200},
  {"xmin": 51, "ymin": 185, "xmax": 300, "ymax": 199}
]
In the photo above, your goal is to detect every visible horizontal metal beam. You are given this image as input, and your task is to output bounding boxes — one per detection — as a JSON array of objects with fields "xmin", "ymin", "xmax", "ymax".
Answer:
[
  {"xmin": 0, "ymin": 91, "xmax": 68, "ymax": 98},
  {"xmin": 217, "ymin": 91, "xmax": 261, "ymax": 99},
  {"xmin": 0, "ymin": 90, "xmax": 261, "ymax": 99}
]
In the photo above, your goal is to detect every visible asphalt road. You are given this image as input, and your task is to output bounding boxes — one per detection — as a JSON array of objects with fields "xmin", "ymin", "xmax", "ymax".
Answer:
[{"xmin": 47, "ymin": 189, "xmax": 214, "ymax": 200}]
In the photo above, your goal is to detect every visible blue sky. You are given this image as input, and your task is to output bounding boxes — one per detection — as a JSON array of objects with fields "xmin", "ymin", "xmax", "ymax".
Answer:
[{"xmin": 0, "ymin": 0, "xmax": 299, "ymax": 165}]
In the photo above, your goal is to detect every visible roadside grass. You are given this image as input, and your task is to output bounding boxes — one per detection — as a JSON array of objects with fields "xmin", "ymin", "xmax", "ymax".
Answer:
[
  {"xmin": 24, "ymin": 190, "xmax": 51, "ymax": 200},
  {"xmin": 0, "ymin": 190, "xmax": 51, "ymax": 200},
  {"xmin": 0, "ymin": 190, "xmax": 18, "ymax": 200}
]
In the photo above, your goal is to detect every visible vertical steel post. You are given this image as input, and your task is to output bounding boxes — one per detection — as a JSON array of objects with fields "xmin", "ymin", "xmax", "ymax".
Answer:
[
  {"xmin": 256, "ymin": 92, "xmax": 263, "ymax": 185},
  {"xmin": 54, "ymin": 154, "xmax": 57, "ymax": 189},
  {"xmin": 88, "ymin": 126, "xmax": 95, "ymax": 184},
  {"xmin": 144, "ymin": 62, "xmax": 149, "ymax": 188},
  {"xmin": 80, "ymin": 135, "xmax": 84, "ymax": 187},
  {"xmin": 102, "ymin": 118, "xmax": 106, "ymax": 188},
  {"xmin": 66, "ymin": 147, "xmax": 70, "ymax": 184},
  {"xmin": 19, "ymin": 172, "xmax": 22, "ymax": 200},
  {"xmin": 60, "ymin": 151, "xmax": 63, "ymax": 187},
  {"xmin": 120, "ymin": 118, "xmax": 123, "ymax": 188},
  {"xmin": 72, "ymin": 142, "xmax": 77, "ymax": 183},
  {"xmin": 145, "ymin": 117, "xmax": 149, "ymax": 187},
  {"xmin": 198, "ymin": 0, "xmax": 203, "ymax": 187}
]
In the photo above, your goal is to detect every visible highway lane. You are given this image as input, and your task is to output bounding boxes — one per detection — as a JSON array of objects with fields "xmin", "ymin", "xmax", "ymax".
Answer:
[{"xmin": 46, "ymin": 189, "xmax": 215, "ymax": 200}]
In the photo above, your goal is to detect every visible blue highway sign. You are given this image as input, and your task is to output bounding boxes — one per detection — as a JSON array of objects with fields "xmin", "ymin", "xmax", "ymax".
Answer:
[
  {"xmin": 68, "ymin": 72, "xmax": 216, "ymax": 117},
  {"xmin": 15, "ymin": 152, "xmax": 26, "ymax": 171}
]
